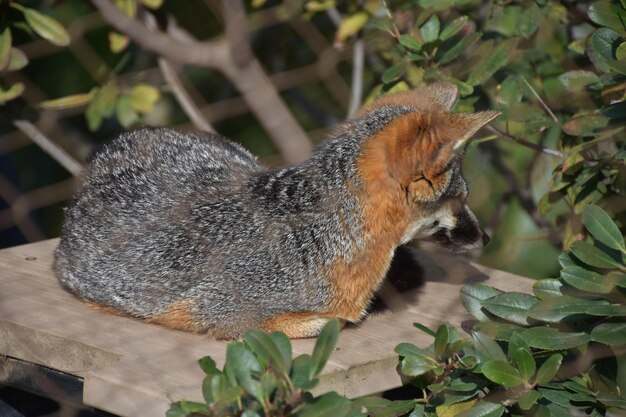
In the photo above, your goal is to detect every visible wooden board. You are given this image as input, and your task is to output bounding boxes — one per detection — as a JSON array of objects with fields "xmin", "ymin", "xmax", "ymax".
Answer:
[{"xmin": 0, "ymin": 239, "xmax": 534, "ymax": 417}]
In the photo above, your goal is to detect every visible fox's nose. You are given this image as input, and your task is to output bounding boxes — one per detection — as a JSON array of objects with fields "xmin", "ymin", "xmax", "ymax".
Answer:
[{"xmin": 482, "ymin": 231, "xmax": 490, "ymax": 246}]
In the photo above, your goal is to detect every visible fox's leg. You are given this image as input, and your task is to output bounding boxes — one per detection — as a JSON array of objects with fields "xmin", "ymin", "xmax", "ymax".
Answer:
[{"xmin": 261, "ymin": 312, "xmax": 345, "ymax": 338}]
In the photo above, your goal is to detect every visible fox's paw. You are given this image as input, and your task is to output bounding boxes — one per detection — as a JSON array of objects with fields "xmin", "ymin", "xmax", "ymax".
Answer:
[{"xmin": 261, "ymin": 313, "xmax": 344, "ymax": 338}]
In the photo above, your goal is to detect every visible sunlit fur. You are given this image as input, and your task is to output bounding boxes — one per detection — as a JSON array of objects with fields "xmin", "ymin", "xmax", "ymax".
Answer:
[{"xmin": 55, "ymin": 82, "xmax": 498, "ymax": 339}]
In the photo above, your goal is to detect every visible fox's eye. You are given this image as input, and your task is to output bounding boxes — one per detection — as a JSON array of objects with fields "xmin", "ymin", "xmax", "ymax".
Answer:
[
  {"xmin": 432, "ymin": 220, "xmax": 440, "ymax": 228},
  {"xmin": 412, "ymin": 174, "xmax": 435, "ymax": 189}
]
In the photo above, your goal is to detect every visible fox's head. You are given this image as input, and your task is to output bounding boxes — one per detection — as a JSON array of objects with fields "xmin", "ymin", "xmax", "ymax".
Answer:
[{"xmin": 356, "ymin": 82, "xmax": 498, "ymax": 252}]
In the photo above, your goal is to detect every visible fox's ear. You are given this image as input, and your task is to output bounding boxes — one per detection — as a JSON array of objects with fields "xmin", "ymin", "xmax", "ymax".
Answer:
[
  {"xmin": 446, "ymin": 111, "xmax": 500, "ymax": 150},
  {"xmin": 421, "ymin": 82, "xmax": 460, "ymax": 112}
]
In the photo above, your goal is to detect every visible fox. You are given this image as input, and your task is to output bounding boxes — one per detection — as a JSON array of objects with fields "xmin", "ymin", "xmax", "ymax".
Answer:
[{"xmin": 55, "ymin": 82, "xmax": 498, "ymax": 339}]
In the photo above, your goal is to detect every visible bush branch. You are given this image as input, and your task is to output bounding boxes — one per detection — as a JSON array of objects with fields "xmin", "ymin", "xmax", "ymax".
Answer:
[
  {"xmin": 13, "ymin": 120, "xmax": 83, "ymax": 177},
  {"xmin": 485, "ymin": 125, "xmax": 564, "ymax": 158}
]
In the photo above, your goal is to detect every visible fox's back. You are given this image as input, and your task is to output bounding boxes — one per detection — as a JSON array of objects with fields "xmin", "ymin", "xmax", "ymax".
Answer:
[{"xmin": 55, "ymin": 128, "xmax": 268, "ymax": 319}]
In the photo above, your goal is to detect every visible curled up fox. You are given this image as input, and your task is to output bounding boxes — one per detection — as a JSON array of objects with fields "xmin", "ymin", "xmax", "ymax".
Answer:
[{"xmin": 55, "ymin": 82, "xmax": 498, "ymax": 339}]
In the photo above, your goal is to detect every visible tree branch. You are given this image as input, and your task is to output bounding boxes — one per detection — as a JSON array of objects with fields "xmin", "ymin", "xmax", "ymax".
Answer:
[
  {"xmin": 220, "ymin": 0, "xmax": 253, "ymax": 66},
  {"xmin": 13, "ymin": 120, "xmax": 83, "ymax": 177},
  {"xmin": 347, "ymin": 38, "xmax": 365, "ymax": 118},
  {"xmin": 91, "ymin": 0, "xmax": 230, "ymax": 68},
  {"xmin": 91, "ymin": 0, "xmax": 313, "ymax": 163},
  {"xmin": 485, "ymin": 125, "xmax": 564, "ymax": 158}
]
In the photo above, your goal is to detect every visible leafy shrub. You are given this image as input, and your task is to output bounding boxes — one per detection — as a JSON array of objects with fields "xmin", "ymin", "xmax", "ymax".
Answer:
[{"xmin": 170, "ymin": 205, "xmax": 626, "ymax": 417}]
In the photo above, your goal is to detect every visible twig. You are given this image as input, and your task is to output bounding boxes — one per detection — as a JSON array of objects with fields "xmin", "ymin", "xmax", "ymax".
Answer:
[
  {"xmin": 485, "ymin": 125, "xmax": 564, "ymax": 158},
  {"xmin": 348, "ymin": 38, "xmax": 365, "ymax": 118},
  {"xmin": 380, "ymin": 0, "xmax": 400, "ymax": 38},
  {"xmin": 143, "ymin": 13, "xmax": 215, "ymax": 132},
  {"xmin": 0, "ymin": 173, "xmax": 46, "ymax": 241},
  {"xmin": 521, "ymin": 76, "xmax": 561, "ymax": 127},
  {"xmin": 13, "ymin": 120, "xmax": 83, "ymax": 176},
  {"xmin": 158, "ymin": 58, "xmax": 215, "ymax": 133}
]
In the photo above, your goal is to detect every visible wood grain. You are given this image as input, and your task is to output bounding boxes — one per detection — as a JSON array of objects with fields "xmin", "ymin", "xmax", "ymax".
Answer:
[{"xmin": 0, "ymin": 239, "xmax": 533, "ymax": 417}]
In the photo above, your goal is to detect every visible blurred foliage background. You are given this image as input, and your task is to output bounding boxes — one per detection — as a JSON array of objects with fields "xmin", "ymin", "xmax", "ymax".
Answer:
[{"xmin": 0, "ymin": 0, "xmax": 624, "ymax": 279}]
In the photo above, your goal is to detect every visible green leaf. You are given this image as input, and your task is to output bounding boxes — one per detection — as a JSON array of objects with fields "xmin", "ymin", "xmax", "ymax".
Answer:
[
  {"xmin": 382, "ymin": 61, "xmax": 406, "ymax": 84},
  {"xmin": 0, "ymin": 28, "xmax": 12, "ymax": 71},
  {"xmin": 129, "ymin": 84, "xmax": 160, "ymax": 114},
  {"xmin": 400, "ymin": 355, "xmax": 439, "ymax": 377},
  {"xmin": 591, "ymin": 323, "xmax": 626, "ymax": 346},
  {"xmin": 408, "ymin": 404, "xmax": 424, "ymax": 417},
  {"xmin": 224, "ymin": 342, "xmax": 263, "ymax": 401},
  {"xmin": 420, "ymin": 14, "xmax": 440, "ymax": 43},
  {"xmin": 114, "ymin": 0, "xmax": 137, "ymax": 17},
  {"xmin": 269, "ymin": 332, "xmax": 292, "ymax": 373},
  {"xmin": 399, "ymin": 34, "xmax": 422, "ymax": 51},
  {"xmin": 460, "ymin": 284, "xmax": 503, "ymax": 321},
  {"xmin": 466, "ymin": 38, "xmax": 518, "ymax": 85},
  {"xmin": 437, "ymin": 31, "xmax": 481, "ymax": 65},
  {"xmin": 165, "ymin": 402, "xmax": 188, "ymax": 417},
  {"xmin": 608, "ymin": 271, "xmax": 626, "ymax": 288},
  {"xmin": 21, "ymin": 7, "xmax": 70, "ymax": 46},
  {"xmin": 481, "ymin": 292, "xmax": 538, "ymax": 325},
  {"xmin": 519, "ymin": 389, "xmax": 541, "ymax": 410},
  {"xmin": 109, "ymin": 32, "xmax": 130, "ymax": 53},
  {"xmin": 39, "ymin": 92, "xmax": 95, "ymax": 109},
  {"xmin": 396, "ymin": 343, "xmax": 438, "ymax": 376},
  {"xmin": 588, "ymin": 2, "xmax": 626, "ymax": 36},
  {"xmin": 520, "ymin": 327, "xmax": 590, "ymax": 350},
  {"xmin": 434, "ymin": 325, "xmax": 449, "ymax": 357},
  {"xmin": 201, "ymin": 375, "xmax": 214, "ymax": 403},
  {"xmin": 292, "ymin": 354, "xmax": 317, "ymax": 390},
  {"xmin": 587, "ymin": 28, "xmax": 626, "ymax": 75},
  {"xmin": 440, "ymin": 16, "xmax": 468, "ymax": 41},
  {"xmin": 561, "ymin": 266, "xmax": 614, "ymax": 294},
  {"xmin": 535, "ymin": 354, "xmax": 562, "ymax": 384},
  {"xmin": 335, "ymin": 12, "xmax": 369, "ymax": 43},
  {"xmin": 471, "ymin": 332, "xmax": 507, "ymax": 362},
  {"xmin": 518, "ymin": 4, "xmax": 544, "ymax": 38},
  {"xmin": 115, "ymin": 95, "xmax": 139, "ymax": 128},
  {"xmin": 570, "ymin": 240, "xmax": 623, "ymax": 269},
  {"xmin": 299, "ymin": 392, "xmax": 358, "ymax": 417},
  {"xmin": 436, "ymin": 400, "xmax": 477, "ymax": 417},
  {"xmin": 86, "ymin": 84, "xmax": 118, "ymax": 131},
  {"xmin": 169, "ymin": 400, "xmax": 209, "ymax": 415},
  {"xmin": 558, "ymin": 70, "xmax": 600, "ymax": 92},
  {"xmin": 512, "ymin": 348, "xmax": 535, "ymax": 382},
  {"xmin": 582, "ymin": 204, "xmax": 625, "ymax": 252},
  {"xmin": 533, "ymin": 279, "xmax": 563, "ymax": 299},
  {"xmin": 481, "ymin": 360, "xmax": 525, "ymax": 388},
  {"xmin": 245, "ymin": 329, "xmax": 288, "ymax": 375},
  {"xmin": 563, "ymin": 114, "xmax": 610, "ymax": 137},
  {"xmin": 198, "ymin": 356, "xmax": 220, "ymax": 375},
  {"xmin": 310, "ymin": 318, "xmax": 340, "ymax": 378},
  {"xmin": 528, "ymin": 296, "xmax": 605, "ymax": 322},
  {"xmin": 473, "ymin": 322, "xmax": 521, "ymax": 341},
  {"xmin": 0, "ymin": 82, "xmax": 24, "ymax": 104},
  {"xmin": 139, "ymin": 0, "xmax": 164, "ymax": 9},
  {"xmin": 354, "ymin": 397, "xmax": 417, "ymax": 417},
  {"xmin": 618, "ymin": 42, "xmax": 626, "ymax": 60},
  {"xmin": 455, "ymin": 401, "xmax": 504, "ymax": 417},
  {"xmin": 6, "ymin": 48, "xmax": 29, "ymax": 71},
  {"xmin": 413, "ymin": 322, "xmax": 436, "ymax": 337},
  {"xmin": 447, "ymin": 378, "xmax": 478, "ymax": 392}
]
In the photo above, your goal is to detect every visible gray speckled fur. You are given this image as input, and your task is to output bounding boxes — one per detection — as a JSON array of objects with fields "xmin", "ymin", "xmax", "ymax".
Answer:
[{"xmin": 56, "ymin": 106, "xmax": 414, "ymax": 336}]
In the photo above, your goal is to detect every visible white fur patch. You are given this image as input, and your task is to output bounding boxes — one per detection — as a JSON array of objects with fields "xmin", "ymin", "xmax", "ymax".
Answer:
[{"xmin": 401, "ymin": 205, "xmax": 457, "ymax": 244}]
